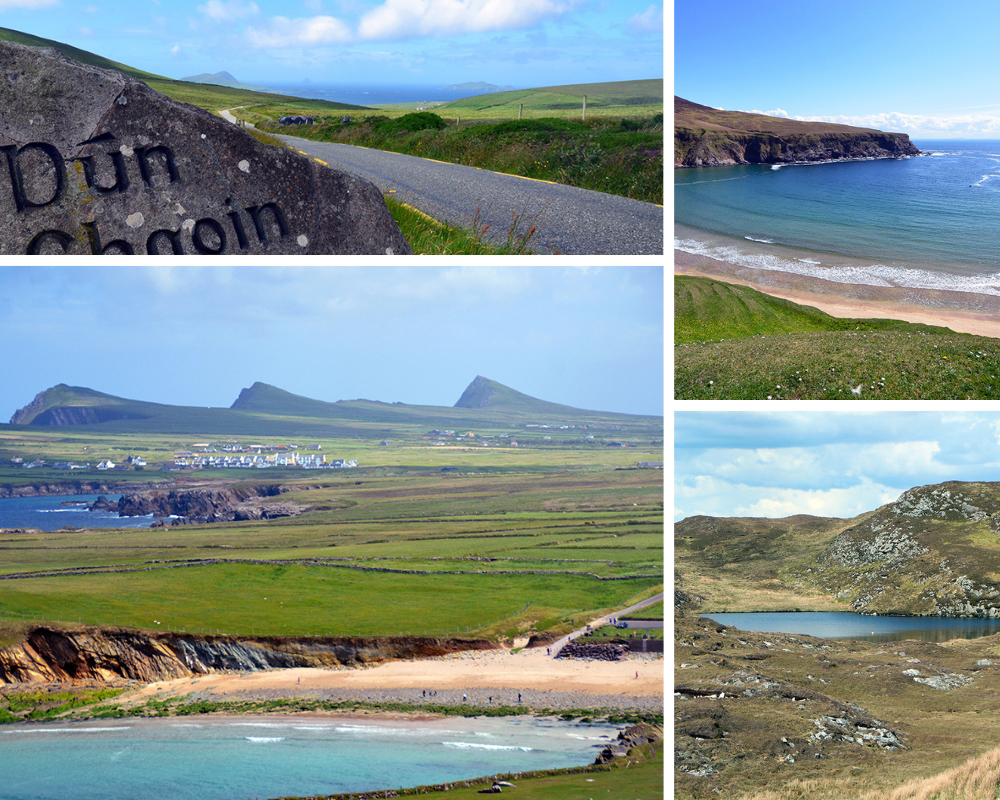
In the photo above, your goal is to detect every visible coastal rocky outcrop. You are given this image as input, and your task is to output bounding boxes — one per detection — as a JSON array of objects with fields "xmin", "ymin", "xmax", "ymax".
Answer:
[
  {"xmin": 106, "ymin": 484, "xmax": 302, "ymax": 524},
  {"xmin": 0, "ymin": 481, "xmax": 118, "ymax": 498},
  {"xmin": 0, "ymin": 626, "xmax": 498, "ymax": 684},
  {"xmin": 674, "ymin": 97, "xmax": 920, "ymax": 167},
  {"xmin": 594, "ymin": 722, "xmax": 661, "ymax": 764},
  {"xmin": 555, "ymin": 642, "xmax": 628, "ymax": 661}
]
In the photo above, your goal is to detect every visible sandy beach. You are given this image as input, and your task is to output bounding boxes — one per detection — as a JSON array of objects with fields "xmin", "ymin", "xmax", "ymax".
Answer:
[
  {"xmin": 131, "ymin": 647, "xmax": 664, "ymax": 713},
  {"xmin": 675, "ymin": 249, "xmax": 1000, "ymax": 339}
]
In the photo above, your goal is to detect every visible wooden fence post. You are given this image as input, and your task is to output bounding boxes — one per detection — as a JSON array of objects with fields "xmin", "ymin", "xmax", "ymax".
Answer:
[
  {"xmin": 518, "ymin": 104, "xmax": 523, "ymax": 120},
  {"xmin": 582, "ymin": 95, "xmax": 587, "ymax": 120}
]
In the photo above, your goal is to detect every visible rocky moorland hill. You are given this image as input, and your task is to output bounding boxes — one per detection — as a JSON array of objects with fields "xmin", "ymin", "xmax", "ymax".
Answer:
[
  {"xmin": 674, "ymin": 96, "xmax": 920, "ymax": 168},
  {"xmin": 676, "ymin": 480, "xmax": 1000, "ymax": 618},
  {"xmin": 674, "ymin": 481, "xmax": 1000, "ymax": 798}
]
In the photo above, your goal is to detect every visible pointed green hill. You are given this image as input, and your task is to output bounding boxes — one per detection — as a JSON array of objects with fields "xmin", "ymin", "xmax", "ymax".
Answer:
[{"xmin": 454, "ymin": 375, "xmax": 595, "ymax": 416}]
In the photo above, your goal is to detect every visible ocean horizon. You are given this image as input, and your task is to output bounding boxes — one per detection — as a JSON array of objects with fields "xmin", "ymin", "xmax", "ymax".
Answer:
[
  {"xmin": 258, "ymin": 81, "xmax": 503, "ymax": 107},
  {"xmin": 674, "ymin": 139, "xmax": 1000, "ymax": 299}
]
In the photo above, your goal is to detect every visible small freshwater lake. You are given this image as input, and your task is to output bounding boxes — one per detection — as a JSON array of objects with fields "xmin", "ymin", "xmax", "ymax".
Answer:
[
  {"xmin": 702, "ymin": 611, "xmax": 1000, "ymax": 642},
  {"xmin": 0, "ymin": 714, "xmax": 619, "ymax": 800},
  {"xmin": 0, "ymin": 494, "xmax": 154, "ymax": 531}
]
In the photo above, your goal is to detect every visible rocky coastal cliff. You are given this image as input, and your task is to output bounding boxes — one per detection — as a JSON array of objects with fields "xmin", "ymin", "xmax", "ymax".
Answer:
[
  {"xmin": 106, "ymin": 484, "xmax": 305, "ymax": 525},
  {"xmin": 0, "ymin": 626, "xmax": 497, "ymax": 684},
  {"xmin": 674, "ymin": 96, "xmax": 920, "ymax": 167}
]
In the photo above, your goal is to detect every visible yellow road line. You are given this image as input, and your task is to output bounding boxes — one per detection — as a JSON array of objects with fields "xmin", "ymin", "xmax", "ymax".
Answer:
[{"xmin": 396, "ymin": 201, "xmax": 444, "ymax": 228}]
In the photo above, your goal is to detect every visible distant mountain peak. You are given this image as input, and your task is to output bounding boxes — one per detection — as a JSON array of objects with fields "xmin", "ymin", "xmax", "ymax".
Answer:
[
  {"xmin": 230, "ymin": 382, "xmax": 300, "ymax": 411},
  {"xmin": 453, "ymin": 375, "xmax": 580, "ymax": 414},
  {"xmin": 454, "ymin": 375, "xmax": 503, "ymax": 409}
]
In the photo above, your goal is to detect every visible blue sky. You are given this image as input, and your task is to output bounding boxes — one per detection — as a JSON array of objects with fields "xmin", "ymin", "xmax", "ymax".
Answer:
[
  {"xmin": 0, "ymin": 264, "xmax": 663, "ymax": 420},
  {"xmin": 675, "ymin": 0, "xmax": 1000, "ymax": 138},
  {"xmin": 674, "ymin": 411, "xmax": 1000, "ymax": 521},
  {"xmin": 0, "ymin": 0, "xmax": 663, "ymax": 88}
]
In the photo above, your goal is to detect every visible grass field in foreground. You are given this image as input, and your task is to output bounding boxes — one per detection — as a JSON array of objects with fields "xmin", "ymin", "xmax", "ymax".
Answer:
[
  {"xmin": 675, "ymin": 275, "xmax": 1000, "ymax": 399},
  {"xmin": 0, "ymin": 463, "xmax": 663, "ymax": 639}
]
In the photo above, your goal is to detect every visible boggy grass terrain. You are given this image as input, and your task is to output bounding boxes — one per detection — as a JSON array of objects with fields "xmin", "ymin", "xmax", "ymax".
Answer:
[
  {"xmin": 675, "ymin": 612, "xmax": 1000, "ymax": 800},
  {"xmin": 0, "ymin": 467, "xmax": 663, "ymax": 639},
  {"xmin": 675, "ymin": 276, "xmax": 1000, "ymax": 400},
  {"xmin": 674, "ymin": 513, "xmax": 860, "ymax": 613}
]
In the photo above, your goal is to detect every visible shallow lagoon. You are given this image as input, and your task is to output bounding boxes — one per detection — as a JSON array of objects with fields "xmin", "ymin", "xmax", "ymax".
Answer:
[
  {"xmin": 702, "ymin": 611, "xmax": 1000, "ymax": 643},
  {"xmin": 0, "ymin": 714, "xmax": 619, "ymax": 800}
]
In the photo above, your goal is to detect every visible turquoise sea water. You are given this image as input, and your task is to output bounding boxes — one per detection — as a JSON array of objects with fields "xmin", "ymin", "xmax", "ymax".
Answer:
[
  {"xmin": 675, "ymin": 140, "xmax": 1000, "ymax": 296},
  {"xmin": 702, "ymin": 611, "xmax": 1000, "ymax": 643},
  {"xmin": 0, "ymin": 715, "xmax": 618, "ymax": 800}
]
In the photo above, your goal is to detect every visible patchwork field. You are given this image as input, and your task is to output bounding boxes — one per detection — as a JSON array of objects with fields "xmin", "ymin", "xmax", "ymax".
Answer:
[{"xmin": 0, "ymin": 430, "xmax": 663, "ymax": 641}]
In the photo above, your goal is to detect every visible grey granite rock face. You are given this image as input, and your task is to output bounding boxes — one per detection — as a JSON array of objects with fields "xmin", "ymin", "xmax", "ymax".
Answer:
[{"xmin": 0, "ymin": 40, "xmax": 412, "ymax": 255}]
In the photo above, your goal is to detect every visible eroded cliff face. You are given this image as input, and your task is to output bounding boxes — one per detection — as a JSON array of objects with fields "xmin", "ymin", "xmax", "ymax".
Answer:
[
  {"xmin": 0, "ymin": 627, "xmax": 498, "ymax": 685},
  {"xmin": 674, "ymin": 128, "xmax": 920, "ymax": 167}
]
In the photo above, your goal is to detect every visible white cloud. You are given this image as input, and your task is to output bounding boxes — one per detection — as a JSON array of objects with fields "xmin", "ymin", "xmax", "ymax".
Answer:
[
  {"xmin": 673, "ymin": 412, "xmax": 1000, "ymax": 521},
  {"xmin": 170, "ymin": 43, "xmax": 182, "ymax": 54},
  {"xmin": 747, "ymin": 108, "xmax": 790, "ymax": 118},
  {"xmin": 626, "ymin": 4, "xmax": 662, "ymax": 34},
  {"xmin": 246, "ymin": 14, "xmax": 352, "ymax": 46},
  {"xmin": 736, "ymin": 481, "xmax": 901, "ymax": 520},
  {"xmin": 358, "ymin": 0, "xmax": 577, "ymax": 41},
  {"xmin": 744, "ymin": 106, "xmax": 1000, "ymax": 138},
  {"xmin": 198, "ymin": 0, "xmax": 259, "ymax": 20}
]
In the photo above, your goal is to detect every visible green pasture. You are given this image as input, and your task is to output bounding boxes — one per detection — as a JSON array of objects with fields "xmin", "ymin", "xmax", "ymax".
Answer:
[
  {"xmin": 386, "ymin": 737, "xmax": 663, "ymax": 800},
  {"xmin": 0, "ymin": 424, "xmax": 662, "ymax": 488},
  {"xmin": 675, "ymin": 275, "xmax": 1000, "ymax": 399},
  {"xmin": 0, "ymin": 454, "xmax": 663, "ymax": 639},
  {"xmin": 0, "ymin": 564, "xmax": 656, "ymax": 638}
]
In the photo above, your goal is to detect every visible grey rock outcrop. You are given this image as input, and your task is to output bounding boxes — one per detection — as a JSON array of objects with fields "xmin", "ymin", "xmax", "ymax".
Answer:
[
  {"xmin": 1, "ymin": 39, "xmax": 411, "ymax": 254},
  {"xmin": 555, "ymin": 641, "xmax": 628, "ymax": 661},
  {"xmin": 110, "ymin": 484, "xmax": 293, "ymax": 522}
]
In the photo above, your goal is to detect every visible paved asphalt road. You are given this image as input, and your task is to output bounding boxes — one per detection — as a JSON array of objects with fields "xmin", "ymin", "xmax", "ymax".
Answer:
[
  {"xmin": 550, "ymin": 592, "xmax": 665, "ymax": 655},
  {"xmin": 276, "ymin": 133, "xmax": 664, "ymax": 255}
]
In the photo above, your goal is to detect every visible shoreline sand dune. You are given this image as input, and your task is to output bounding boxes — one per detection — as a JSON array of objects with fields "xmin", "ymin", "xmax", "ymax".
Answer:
[
  {"xmin": 675, "ymin": 249, "xmax": 1000, "ymax": 340},
  {"xmin": 130, "ymin": 648, "xmax": 664, "ymax": 713}
]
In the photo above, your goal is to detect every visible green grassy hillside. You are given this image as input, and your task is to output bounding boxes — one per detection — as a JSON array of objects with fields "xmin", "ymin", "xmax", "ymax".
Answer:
[
  {"xmin": 442, "ymin": 79, "xmax": 663, "ymax": 116},
  {"xmin": 0, "ymin": 26, "xmax": 366, "ymax": 114},
  {"xmin": 675, "ymin": 276, "xmax": 1000, "ymax": 400}
]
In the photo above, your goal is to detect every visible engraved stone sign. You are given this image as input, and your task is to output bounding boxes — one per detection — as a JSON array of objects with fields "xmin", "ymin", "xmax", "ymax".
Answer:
[{"xmin": 0, "ymin": 40, "xmax": 412, "ymax": 255}]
